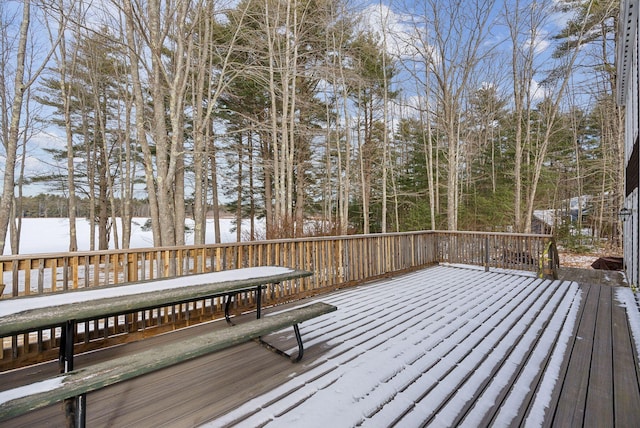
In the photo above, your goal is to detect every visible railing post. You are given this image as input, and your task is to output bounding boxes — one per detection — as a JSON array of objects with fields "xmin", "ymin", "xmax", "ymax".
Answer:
[
  {"xmin": 484, "ymin": 236, "xmax": 490, "ymax": 272},
  {"xmin": 1, "ymin": 230, "xmax": 558, "ymax": 371}
]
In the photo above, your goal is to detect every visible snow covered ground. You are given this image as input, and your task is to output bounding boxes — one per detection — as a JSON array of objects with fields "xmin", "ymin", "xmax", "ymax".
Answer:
[{"xmin": 3, "ymin": 217, "xmax": 261, "ymax": 255}]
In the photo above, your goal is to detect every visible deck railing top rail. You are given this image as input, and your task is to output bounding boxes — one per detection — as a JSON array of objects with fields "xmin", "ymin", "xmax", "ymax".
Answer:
[
  {"xmin": 0, "ymin": 231, "xmax": 557, "ymax": 296},
  {"xmin": 0, "ymin": 230, "xmax": 553, "ymax": 261}
]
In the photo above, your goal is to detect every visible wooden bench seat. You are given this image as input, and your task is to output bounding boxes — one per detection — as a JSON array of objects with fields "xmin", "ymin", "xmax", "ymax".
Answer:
[{"xmin": 0, "ymin": 302, "xmax": 337, "ymax": 426}]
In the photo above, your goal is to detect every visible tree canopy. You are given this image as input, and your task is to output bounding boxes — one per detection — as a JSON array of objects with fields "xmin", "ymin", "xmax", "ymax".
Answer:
[{"xmin": 0, "ymin": 0, "xmax": 623, "ymax": 253}]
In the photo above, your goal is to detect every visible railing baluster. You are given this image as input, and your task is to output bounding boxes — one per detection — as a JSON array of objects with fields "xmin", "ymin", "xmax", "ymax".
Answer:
[{"xmin": 0, "ymin": 231, "xmax": 556, "ymax": 370}]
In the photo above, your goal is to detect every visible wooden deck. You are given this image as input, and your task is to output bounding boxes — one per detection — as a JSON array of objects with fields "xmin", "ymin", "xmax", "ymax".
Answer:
[
  {"xmin": 1, "ymin": 265, "xmax": 639, "ymax": 427},
  {"xmin": 544, "ymin": 280, "xmax": 640, "ymax": 427}
]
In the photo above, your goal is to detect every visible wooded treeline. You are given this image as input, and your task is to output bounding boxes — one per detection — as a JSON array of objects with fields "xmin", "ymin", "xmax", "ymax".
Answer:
[{"xmin": 0, "ymin": 0, "xmax": 623, "ymax": 254}]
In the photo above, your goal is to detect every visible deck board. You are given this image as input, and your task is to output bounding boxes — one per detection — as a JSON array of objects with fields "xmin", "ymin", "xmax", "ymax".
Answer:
[
  {"xmin": 1, "ymin": 265, "xmax": 639, "ymax": 427},
  {"xmin": 547, "ymin": 282, "xmax": 597, "ymax": 427},
  {"xmin": 612, "ymin": 290, "xmax": 640, "ymax": 427},
  {"xmin": 547, "ymin": 280, "xmax": 640, "ymax": 428},
  {"xmin": 584, "ymin": 285, "xmax": 613, "ymax": 426}
]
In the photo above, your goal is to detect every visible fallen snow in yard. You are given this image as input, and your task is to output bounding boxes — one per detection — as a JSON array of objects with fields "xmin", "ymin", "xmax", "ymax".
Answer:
[{"xmin": 4, "ymin": 217, "xmax": 260, "ymax": 255}]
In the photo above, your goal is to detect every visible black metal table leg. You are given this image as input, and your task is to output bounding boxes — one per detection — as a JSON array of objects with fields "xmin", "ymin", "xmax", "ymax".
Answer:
[
  {"xmin": 256, "ymin": 285, "xmax": 262, "ymax": 319},
  {"xmin": 256, "ymin": 323, "xmax": 305, "ymax": 363},
  {"xmin": 58, "ymin": 327, "xmax": 67, "ymax": 373},
  {"xmin": 59, "ymin": 320, "xmax": 85, "ymax": 428},
  {"xmin": 60, "ymin": 320, "xmax": 75, "ymax": 373},
  {"xmin": 224, "ymin": 294, "xmax": 233, "ymax": 325},
  {"xmin": 76, "ymin": 393, "xmax": 87, "ymax": 428},
  {"xmin": 292, "ymin": 324, "xmax": 304, "ymax": 362}
]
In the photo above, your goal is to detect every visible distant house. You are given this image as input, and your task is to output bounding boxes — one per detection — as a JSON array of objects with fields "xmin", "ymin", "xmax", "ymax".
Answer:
[
  {"xmin": 617, "ymin": 0, "xmax": 639, "ymax": 288},
  {"xmin": 532, "ymin": 195, "xmax": 593, "ymax": 236},
  {"xmin": 532, "ymin": 210, "xmax": 555, "ymax": 235}
]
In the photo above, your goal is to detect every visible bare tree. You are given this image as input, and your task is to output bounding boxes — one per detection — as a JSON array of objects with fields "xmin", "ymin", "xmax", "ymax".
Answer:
[
  {"xmin": 120, "ymin": 0, "xmax": 200, "ymax": 246},
  {"xmin": 190, "ymin": 0, "xmax": 248, "ymax": 244},
  {"xmin": 504, "ymin": 0, "xmax": 546, "ymax": 232},
  {"xmin": 45, "ymin": 0, "xmax": 82, "ymax": 251},
  {"xmin": 401, "ymin": 0, "xmax": 496, "ymax": 231},
  {"xmin": 521, "ymin": 1, "xmax": 599, "ymax": 233},
  {"xmin": 262, "ymin": 0, "xmax": 299, "ymax": 237},
  {"xmin": 321, "ymin": 2, "xmax": 356, "ymax": 235},
  {"xmin": 0, "ymin": 0, "xmax": 62, "ymax": 254}
]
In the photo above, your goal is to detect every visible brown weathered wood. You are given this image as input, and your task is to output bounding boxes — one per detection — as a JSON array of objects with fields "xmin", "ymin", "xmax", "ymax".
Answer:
[
  {"xmin": 0, "ymin": 232, "xmax": 556, "ymax": 370},
  {"xmin": 541, "ymin": 280, "xmax": 640, "ymax": 428},
  {"xmin": 0, "ymin": 232, "xmax": 553, "ymax": 298},
  {"xmin": 584, "ymin": 285, "xmax": 613, "ymax": 426},
  {"xmin": 2, "ymin": 266, "xmax": 638, "ymax": 427},
  {"xmin": 612, "ymin": 290, "xmax": 640, "ymax": 426},
  {"xmin": 0, "ymin": 302, "xmax": 337, "ymax": 422},
  {"xmin": 547, "ymin": 283, "xmax": 598, "ymax": 427}
]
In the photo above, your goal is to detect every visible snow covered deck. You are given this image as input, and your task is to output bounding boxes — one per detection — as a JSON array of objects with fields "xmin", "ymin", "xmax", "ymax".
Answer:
[{"xmin": 2, "ymin": 265, "xmax": 640, "ymax": 427}]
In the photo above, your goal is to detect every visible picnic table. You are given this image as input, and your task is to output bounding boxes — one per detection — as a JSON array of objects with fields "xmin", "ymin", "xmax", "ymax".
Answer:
[
  {"xmin": 0, "ymin": 266, "xmax": 311, "ymax": 371},
  {"xmin": 0, "ymin": 266, "xmax": 336, "ymax": 427}
]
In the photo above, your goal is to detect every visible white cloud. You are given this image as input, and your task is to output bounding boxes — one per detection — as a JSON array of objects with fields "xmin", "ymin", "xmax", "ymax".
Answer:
[
  {"xmin": 529, "ymin": 78, "xmax": 551, "ymax": 101},
  {"xmin": 29, "ymin": 130, "xmax": 65, "ymax": 152},
  {"xmin": 357, "ymin": 4, "xmax": 425, "ymax": 60},
  {"xmin": 523, "ymin": 30, "xmax": 551, "ymax": 55}
]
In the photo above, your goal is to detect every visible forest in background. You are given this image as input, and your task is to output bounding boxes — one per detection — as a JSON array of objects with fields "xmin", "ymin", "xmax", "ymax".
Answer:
[{"xmin": 0, "ymin": 0, "xmax": 623, "ymax": 254}]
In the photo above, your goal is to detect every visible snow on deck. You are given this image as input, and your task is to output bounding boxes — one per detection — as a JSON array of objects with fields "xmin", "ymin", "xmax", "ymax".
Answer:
[{"xmin": 205, "ymin": 265, "xmax": 583, "ymax": 427}]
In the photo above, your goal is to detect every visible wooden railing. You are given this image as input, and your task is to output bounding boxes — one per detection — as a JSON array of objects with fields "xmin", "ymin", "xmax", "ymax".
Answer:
[
  {"xmin": 0, "ymin": 231, "xmax": 557, "ymax": 370},
  {"xmin": 433, "ymin": 231, "xmax": 559, "ymax": 276}
]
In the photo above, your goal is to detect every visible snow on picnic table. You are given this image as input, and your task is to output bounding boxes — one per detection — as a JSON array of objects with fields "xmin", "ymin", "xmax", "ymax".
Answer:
[
  {"xmin": 0, "ymin": 266, "xmax": 294, "ymax": 318},
  {"xmin": 0, "ymin": 266, "xmax": 298, "ymax": 408},
  {"xmin": 205, "ymin": 265, "xmax": 587, "ymax": 427}
]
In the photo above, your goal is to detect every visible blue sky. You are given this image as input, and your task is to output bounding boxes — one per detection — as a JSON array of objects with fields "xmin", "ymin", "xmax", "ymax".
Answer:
[{"xmin": 2, "ymin": 0, "xmax": 589, "ymax": 196}]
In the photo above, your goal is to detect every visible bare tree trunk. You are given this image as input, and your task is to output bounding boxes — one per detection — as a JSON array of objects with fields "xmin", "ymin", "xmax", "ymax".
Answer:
[
  {"xmin": 149, "ymin": 0, "xmax": 175, "ymax": 246},
  {"xmin": 0, "ymin": 1, "xmax": 63, "ymax": 253},
  {"xmin": 357, "ymin": 84, "xmax": 370, "ymax": 234},
  {"xmin": 522, "ymin": 2, "xmax": 597, "ymax": 233},
  {"xmin": 380, "ymin": 7, "xmax": 390, "ymax": 234},
  {"xmin": 236, "ymin": 139, "xmax": 243, "ymax": 242},
  {"xmin": 122, "ymin": 0, "xmax": 205, "ymax": 247},
  {"xmin": 286, "ymin": 0, "xmax": 299, "ymax": 237},
  {"xmin": 190, "ymin": 1, "xmax": 247, "ymax": 244},
  {"xmin": 424, "ymin": 0, "xmax": 495, "ymax": 231},
  {"xmin": 423, "ymin": 66, "xmax": 436, "ymax": 230},
  {"xmin": 82, "ymin": 108, "xmax": 97, "ymax": 250},
  {"xmin": 0, "ymin": 1, "xmax": 30, "ymax": 254},
  {"xmin": 52, "ymin": 3, "xmax": 80, "ymax": 251},
  {"xmin": 191, "ymin": 2, "xmax": 211, "ymax": 245},
  {"xmin": 248, "ymin": 134, "xmax": 256, "ymax": 241},
  {"xmin": 335, "ymin": 24, "xmax": 352, "ymax": 235},
  {"xmin": 120, "ymin": 67, "xmax": 135, "ymax": 249},
  {"xmin": 123, "ymin": 1, "xmax": 162, "ymax": 246},
  {"xmin": 504, "ymin": 0, "xmax": 554, "ymax": 232},
  {"xmin": 10, "ymin": 85, "xmax": 34, "ymax": 254},
  {"xmin": 210, "ymin": 134, "xmax": 222, "ymax": 244}
]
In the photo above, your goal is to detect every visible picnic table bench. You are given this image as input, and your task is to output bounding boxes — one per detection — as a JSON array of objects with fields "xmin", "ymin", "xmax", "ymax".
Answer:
[
  {"xmin": 0, "ymin": 267, "xmax": 336, "ymax": 427},
  {"xmin": 0, "ymin": 266, "xmax": 310, "ymax": 370}
]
